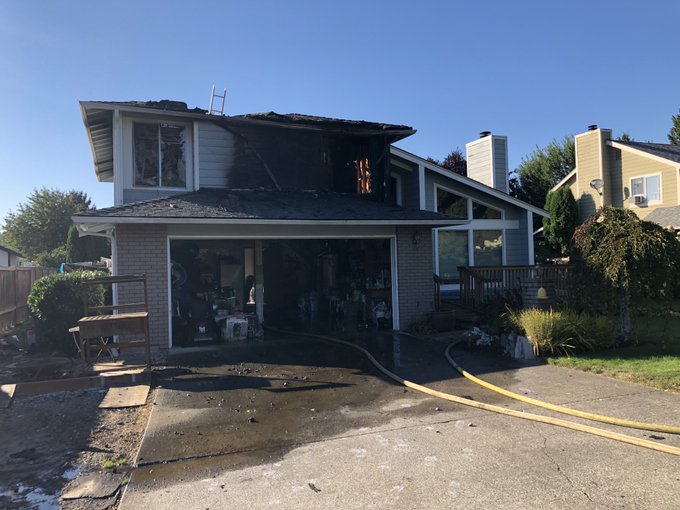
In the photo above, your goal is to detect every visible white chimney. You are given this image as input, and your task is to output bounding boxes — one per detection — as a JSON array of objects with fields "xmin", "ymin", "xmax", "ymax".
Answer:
[{"xmin": 465, "ymin": 131, "xmax": 509, "ymax": 193}]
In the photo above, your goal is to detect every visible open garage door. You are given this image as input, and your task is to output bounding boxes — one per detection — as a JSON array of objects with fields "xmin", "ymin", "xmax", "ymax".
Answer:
[{"xmin": 169, "ymin": 238, "xmax": 395, "ymax": 348}]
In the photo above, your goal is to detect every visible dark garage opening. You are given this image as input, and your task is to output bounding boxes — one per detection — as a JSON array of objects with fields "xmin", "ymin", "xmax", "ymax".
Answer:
[
  {"xmin": 264, "ymin": 239, "xmax": 393, "ymax": 332},
  {"xmin": 170, "ymin": 238, "xmax": 393, "ymax": 347}
]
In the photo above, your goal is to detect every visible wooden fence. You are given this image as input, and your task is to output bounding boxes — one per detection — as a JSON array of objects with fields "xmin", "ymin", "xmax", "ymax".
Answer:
[
  {"xmin": 458, "ymin": 265, "xmax": 574, "ymax": 309},
  {"xmin": 0, "ymin": 267, "xmax": 55, "ymax": 333}
]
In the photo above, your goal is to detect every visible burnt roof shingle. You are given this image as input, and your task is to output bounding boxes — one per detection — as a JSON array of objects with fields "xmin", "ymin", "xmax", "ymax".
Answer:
[
  {"xmin": 74, "ymin": 189, "xmax": 459, "ymax": 225},
  {"xmin": 232, "ymin": 112, "xmax": 413, "ymax": 133}
]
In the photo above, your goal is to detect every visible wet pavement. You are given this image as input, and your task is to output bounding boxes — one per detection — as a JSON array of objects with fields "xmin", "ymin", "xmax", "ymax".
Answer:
[{"xmin": 120, "ymin": 331, "xmax": 680, "ymax": 509}]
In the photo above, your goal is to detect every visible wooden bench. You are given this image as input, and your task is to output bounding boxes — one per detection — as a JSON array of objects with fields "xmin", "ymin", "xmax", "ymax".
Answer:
[{"xmin": 77, "ymin": 275, "xmax": 151, "ymax": 368}]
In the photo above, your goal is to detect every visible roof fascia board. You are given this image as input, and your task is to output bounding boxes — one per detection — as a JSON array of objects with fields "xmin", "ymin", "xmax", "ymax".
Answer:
[
  {"xmin": 550, "ymin": 168, "xmax": 577, "ymax": 192},
  {"xmin": 72, "ymin": 215, "xmax": 467, "ymax": 227},
  {"xmin": 390, "ymin": 146, "xmax": 549, "ymax": 217},
  {"xmin": 607, "ymin": 141, "xmax": 680, "ymax": 169}
]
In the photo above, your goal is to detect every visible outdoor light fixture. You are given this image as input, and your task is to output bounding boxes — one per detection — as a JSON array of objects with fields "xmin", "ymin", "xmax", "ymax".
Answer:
[
  {"xmin": 536, "ymin": 287, "xmax": 548, "ymax": 300},
  {"xmin": 589, "ymin": 178, "xmax": 605, "ymax": 196},
  {"xmin": 412, "ymin": 232, "xmax": 421, "ymax": 246}
]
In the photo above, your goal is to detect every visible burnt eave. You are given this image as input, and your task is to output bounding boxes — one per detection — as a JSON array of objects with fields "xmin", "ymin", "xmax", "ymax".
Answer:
[{"xmin": 80, "ymin": 101, "xmax": 416, "ymax": 182}]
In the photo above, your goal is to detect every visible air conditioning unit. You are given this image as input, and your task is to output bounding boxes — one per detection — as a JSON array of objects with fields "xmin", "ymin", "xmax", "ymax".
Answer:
[{"xmin": 633, "ymin": 194, "xmax": 646, "ymax": 205}]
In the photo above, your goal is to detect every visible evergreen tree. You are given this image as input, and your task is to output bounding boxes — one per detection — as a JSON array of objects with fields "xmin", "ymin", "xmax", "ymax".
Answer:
[
  {"xmin": 543, "ymin": 187, "xmax": 579, "ymax": 255},
  {"xmin": 668, "ymin": 109, "xmax": 680, "ymax": 145}
]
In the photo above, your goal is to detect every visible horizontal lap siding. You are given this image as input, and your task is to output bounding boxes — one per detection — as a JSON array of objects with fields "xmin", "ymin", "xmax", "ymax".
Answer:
[
  {"xmin": 493, "ymin": 137, "xmax": 508, "ymax": 192},
  {"xmin": 198, "ymin": 121, "xmax": 235, "ymax": 188},
  {"xmin": 115, "ymin": 224, "xmax": 168, "ymax": 358},
  {"xmin": 397, "ymin": 226, "xmax": 434, "ymax": 328},
  {"xmin": 466, "ymin": 138, "xmax": 492, "ymax": 188},
  {"xmin": 504, "ymin": 209, "xmax": 529, "ymax": 265},
  {"xmin": 575, "ymin": 132, "xmax": 602, "ymax": 221}
]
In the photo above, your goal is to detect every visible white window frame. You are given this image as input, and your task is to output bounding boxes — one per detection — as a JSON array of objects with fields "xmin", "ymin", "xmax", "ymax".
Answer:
[
  {"xmin": 122, "ymin": 116, "xmax": 194, "ymax": 192},
  {"xmin": 434, "ymin": 183, "xmax": 470, "ymax": 219},
  {"xmin": 390, "ymin": 173, "xmax": 403, "ymax": 206},
  {"xmin": 630, "ymin": 173, "xmax": 662, "ymax": 205},
  {"xmin": 433, "ymin": 183, "xmax": 505, "ymax": 220},
  {"xmin": 433, "ymin": 183, "xmax": 510, "ymax": 273}
]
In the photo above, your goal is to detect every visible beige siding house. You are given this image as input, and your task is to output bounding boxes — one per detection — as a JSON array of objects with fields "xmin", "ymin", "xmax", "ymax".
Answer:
[{"xmin": 553, "ymin": 126, "xmax": 680, "ymax": 227}]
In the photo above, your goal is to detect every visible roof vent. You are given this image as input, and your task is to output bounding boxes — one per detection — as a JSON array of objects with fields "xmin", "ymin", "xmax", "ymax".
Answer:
[
  {"xmin": 587, "ymin": 124, "xmax": 598, "ymax": 131},
  {"xmin": 479, "ymin": 131, "xmax": 491, "ymax": 138}
]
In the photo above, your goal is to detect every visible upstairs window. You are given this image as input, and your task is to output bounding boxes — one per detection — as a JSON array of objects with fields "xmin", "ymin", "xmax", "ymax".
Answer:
[
  {"xmin": 134, "ymin": 123, "xmax": 187, "ymax": 188},
  {"xmin": 472, "ymin": 201, "xmax": 502, "ymax": 219},
  {"xmin": 436, "ymin": 188, "xmax": 467, "ymax": 219},
  {"xmin": 631, "ymin": 175, "xmax": 661, "ymax": 203}
]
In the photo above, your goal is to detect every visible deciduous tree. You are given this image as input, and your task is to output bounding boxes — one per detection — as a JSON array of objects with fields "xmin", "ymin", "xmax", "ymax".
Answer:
[
  {"xmin": 427, "ymin": 148, "xmax": 467, "ymax": 176},
  {"xmin": 3, "ymin": 188, "xmax": 93, "ymax": 259},
  {"xmin": 511, "ymin": 137, "xmax": 575, "ymax": 208}
]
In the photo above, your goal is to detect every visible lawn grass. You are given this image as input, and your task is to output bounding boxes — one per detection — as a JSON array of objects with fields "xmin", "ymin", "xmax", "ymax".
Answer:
[{"xmin": 548, "ymin": 301, "xmax": 680, "ymax": 392}]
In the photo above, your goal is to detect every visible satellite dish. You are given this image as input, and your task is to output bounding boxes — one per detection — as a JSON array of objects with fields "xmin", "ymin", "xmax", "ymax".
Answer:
[{"xmin": 589, "ymin": 179, "xmax": 604, "ymax": 194}]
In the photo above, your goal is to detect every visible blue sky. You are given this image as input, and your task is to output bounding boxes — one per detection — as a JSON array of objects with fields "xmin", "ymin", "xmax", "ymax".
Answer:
[{"xmin": 1, "ymin": 0, "xmax": 678, "ymax": 225}]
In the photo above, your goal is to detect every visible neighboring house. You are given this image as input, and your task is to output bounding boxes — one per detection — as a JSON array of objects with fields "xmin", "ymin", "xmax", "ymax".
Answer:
[
  {"xmin": 73, "ymin": 100, "xmax": 545, "ymax": 358},
  {"xmin": 552, "ymin": 125, "xmax": 680, "ymax": 227},
  {"xmin": 0, "ymin": 245, "xmax": 22, "ymax": 267}
]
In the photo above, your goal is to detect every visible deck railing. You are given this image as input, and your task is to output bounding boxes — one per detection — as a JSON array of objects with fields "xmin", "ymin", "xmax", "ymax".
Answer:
[
  {"xmin": 0, "ymin": 267, "xmax": 55, "ymax": 333},
  {"xmin": 457, "ymin": 265, "xmax": 574, "ymax": 309}
]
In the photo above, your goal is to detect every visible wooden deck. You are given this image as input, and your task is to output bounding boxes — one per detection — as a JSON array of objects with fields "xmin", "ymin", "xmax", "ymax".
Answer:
[{"xmin": 456, "ymin": 265, "xmax": 574, "ymax": 309}]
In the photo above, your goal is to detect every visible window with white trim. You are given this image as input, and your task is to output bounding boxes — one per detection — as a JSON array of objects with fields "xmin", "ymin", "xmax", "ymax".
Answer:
[
  {"xmin": 134, "ymin": 122, "xmax": 187, "ymax": 188},
  {"xmin": 436, "ymin": 188, "xmax": 467, "ymax": 219},
  {"xmin": 472, "ymin": 201, "xmax": 502, "ymax": 219},
  {"xmin": 630, "ymin": 175, "xmax": 661, "ymax": 203}
]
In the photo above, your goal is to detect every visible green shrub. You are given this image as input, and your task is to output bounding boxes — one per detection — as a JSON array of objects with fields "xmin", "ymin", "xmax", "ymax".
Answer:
[
  {"xmin": 34, "ymin": 245, "xmax": 68, "ymax": 268},
  {"xmin": 27, "ymin": 270, "xmax": 106, "ymax": 355},
  {"xmin": 506, "ymin": 308, "xmax": 595, "ymax": 356},
  {"xmin": 582, "ymin": 315, "xmax": 617, "ymax": 349}
]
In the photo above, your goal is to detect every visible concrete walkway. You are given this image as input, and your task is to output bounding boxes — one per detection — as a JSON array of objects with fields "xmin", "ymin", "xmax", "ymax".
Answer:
[{"xmin": 120, "ymin": 333, "xmax": 680, "ymax": 509}]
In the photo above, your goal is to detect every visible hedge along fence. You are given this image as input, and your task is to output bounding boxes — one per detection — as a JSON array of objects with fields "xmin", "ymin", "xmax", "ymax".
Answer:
[
  {"xmin": 27, "ymin": 270, "xmax": 107, "ymax": 355},
  {"xmin": 0, "ymin": 266, "xmax": 55, "ymax": 333}
]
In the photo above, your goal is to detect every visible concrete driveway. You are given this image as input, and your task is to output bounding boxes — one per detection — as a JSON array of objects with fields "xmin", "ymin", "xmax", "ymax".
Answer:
[{"xmin": 120, "ymin": 332, "xmax": 680, "ymax": 509}]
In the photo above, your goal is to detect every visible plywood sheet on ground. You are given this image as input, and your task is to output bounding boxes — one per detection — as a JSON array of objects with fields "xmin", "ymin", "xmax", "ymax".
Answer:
[
  {"xmin": 62, "ymin": 472, "xmax": 125, "ymax": 499},
  {"xmin": 99, "ymin": 385, "xmax": 149, "ymax": 409}
]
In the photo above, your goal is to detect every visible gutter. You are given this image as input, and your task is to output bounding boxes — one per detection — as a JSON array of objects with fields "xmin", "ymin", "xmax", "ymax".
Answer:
[{"xmin": 72, "ymin": 215, "xmax": 468, "ymax": 228}]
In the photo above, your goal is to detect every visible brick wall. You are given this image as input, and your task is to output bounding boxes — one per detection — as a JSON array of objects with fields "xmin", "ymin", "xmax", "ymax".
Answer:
[
  {"xmin": 115, "ymin": 224, "xmax": 168, "ymax": 358},
  {"xmin": 396, "ymin": 226, "xmax": 434, "ymax": 328}
]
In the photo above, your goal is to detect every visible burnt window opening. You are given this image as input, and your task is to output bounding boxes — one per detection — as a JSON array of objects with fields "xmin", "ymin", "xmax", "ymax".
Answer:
[
  {"xmin": 356, "ymin": 157, "xmax": 371, "ymax": 194},
  {"xmin": 134, "ymin": 122, "xmax": 187, "ymax": 188}
]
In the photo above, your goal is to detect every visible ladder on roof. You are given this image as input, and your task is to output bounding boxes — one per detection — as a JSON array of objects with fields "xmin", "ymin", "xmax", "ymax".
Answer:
[{"xmin": 209, "ymin": 85, "xmax": 227, "ymax": 115}]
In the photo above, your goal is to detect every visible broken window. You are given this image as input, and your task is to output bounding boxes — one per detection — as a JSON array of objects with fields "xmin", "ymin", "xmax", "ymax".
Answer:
[{"xmin": 134, "ymin": 123, "xmax": 187, "ymax": 188}]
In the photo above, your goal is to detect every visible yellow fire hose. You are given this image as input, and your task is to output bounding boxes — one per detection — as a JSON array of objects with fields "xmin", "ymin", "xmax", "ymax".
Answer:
[
  {"xmin": 268, "ymin": 327, "xmax": 680, "ymax": 456},
  {"xmin": 444, "ymin": 343, "xmax": 680, "ymax": 435}
]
